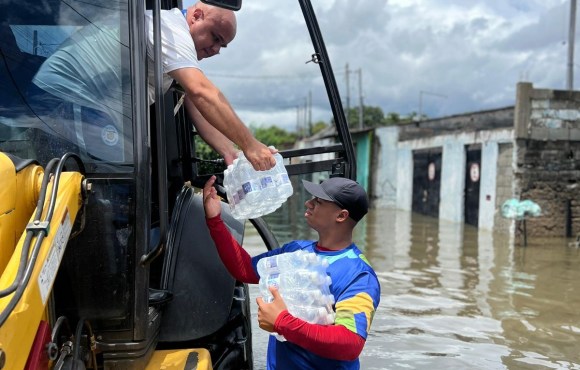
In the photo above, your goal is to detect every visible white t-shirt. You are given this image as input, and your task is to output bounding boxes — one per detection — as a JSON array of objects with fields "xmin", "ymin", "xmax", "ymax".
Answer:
[
  {"xmin": 34, "ymin": 8, "xmax": 200, "ymax": 109},
  {"xmin": 145, "ymin": 8, "xmax": 201, "ymax": 105},
  {"xmin": 31, "ymin": 9, "xmax": 199, "ymax": 162},
  {"xmin": 32, "ymin": 15, "xmax": 130, "ymax": 162}
]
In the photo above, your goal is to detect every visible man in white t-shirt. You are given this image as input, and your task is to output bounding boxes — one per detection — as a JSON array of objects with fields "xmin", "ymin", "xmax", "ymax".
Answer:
[
  {"xmin": 33, "ymin": 1, "xmax": 275, "ymax": 170},
  {"xmin": 146, "ymin": 2, "xmax": 275, "ymax": 169}
]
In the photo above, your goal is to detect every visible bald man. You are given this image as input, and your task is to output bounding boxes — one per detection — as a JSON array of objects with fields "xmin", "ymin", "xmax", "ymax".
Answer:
[
  {"xmin": 151, "ymin": 2, "xmax": 276, "ymax": 169},
  {"xmin": 33, "ymin": 1, "xmax": 275, "ymax": 170}
]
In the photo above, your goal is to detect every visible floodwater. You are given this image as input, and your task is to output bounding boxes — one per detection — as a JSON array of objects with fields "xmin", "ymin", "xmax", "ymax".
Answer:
[{"xmin": 243, "ymin": 208, "xmax": 580, "ymax": 370}]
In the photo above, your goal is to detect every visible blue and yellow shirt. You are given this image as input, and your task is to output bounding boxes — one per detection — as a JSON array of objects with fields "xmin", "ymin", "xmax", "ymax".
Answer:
[{"xmin": 252, "ymin": 240, "xmax": 381, "ymax": 369}]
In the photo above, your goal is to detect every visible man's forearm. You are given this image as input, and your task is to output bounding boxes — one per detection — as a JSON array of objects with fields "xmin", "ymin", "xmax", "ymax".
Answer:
[
  {"xmin": 274, "ymin": 311, "xmax": 365, "ymax": 361},
  {"xmin": 184, "ymin": 98, "xmax": 238, "ymax": 164},
  {"xmin": 205, "ymin": 214, "xmax": 259, "ymax": 283},
  {"xmin": 170, "ymin": 68, "xmax": 257, "ymax": 151}
]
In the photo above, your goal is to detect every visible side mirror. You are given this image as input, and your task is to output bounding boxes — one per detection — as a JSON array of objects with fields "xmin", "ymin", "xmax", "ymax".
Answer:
[{"xmin": 200, "ymin": 0, "xmax": 242, "ymax": 11}]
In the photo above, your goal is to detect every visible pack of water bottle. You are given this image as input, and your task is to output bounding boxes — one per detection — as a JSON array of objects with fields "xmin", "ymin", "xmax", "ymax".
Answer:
[
  {"xmin": 257, "ymin": 250, "xmax": 335, "ymax": 341},
  {"xmin": 223, "ymin": 148, "xmax": 293, "ymax": 220}
]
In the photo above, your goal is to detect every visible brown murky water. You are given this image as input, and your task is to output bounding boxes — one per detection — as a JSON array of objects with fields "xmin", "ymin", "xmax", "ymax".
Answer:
[{"xmin": 243, "ymin": 208, "xmax": 580, "ymax": 369}]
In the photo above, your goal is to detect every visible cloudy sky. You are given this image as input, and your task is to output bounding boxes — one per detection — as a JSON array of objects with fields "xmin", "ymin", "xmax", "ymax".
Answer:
[{"xmin": 185, "ymin": 0, "xmax": 576, "ymax": 132}]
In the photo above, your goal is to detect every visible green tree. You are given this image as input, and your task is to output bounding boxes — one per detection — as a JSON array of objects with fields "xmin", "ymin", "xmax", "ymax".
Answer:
[
  {"xmin": 311, "ymin": 120, "xmax": 328, "ymax": 135},
  {"xmin": 333, "ymin": 105, "xmax": 388, "ymax": 128},
  {"xmin": 385, "ymin": 112, "xmax": 401, "ymax": 124},
  {"xmin": 251, "ymin": 125, "xmax": 298, "ymax": 150},
  {"xmin": 194, "ymin": 124, "xmax": 298, "ymax": 174},
  {"xmin": 194, "ymin": 136, "xmax": 225, "ymax": 175}
]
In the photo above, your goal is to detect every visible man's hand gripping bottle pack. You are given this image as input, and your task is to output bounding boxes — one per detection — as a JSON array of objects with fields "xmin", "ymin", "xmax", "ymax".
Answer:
[
  {"xmin": 257, "ymin": 250, "xmax": 335, "ymax": 341},
  {"xmin": 223, "ymin": 149, "xmax": 293, "ymax": 220}
]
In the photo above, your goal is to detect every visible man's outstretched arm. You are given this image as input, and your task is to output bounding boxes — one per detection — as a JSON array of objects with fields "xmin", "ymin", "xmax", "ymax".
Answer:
[
  {"xmin": 202, "ymin": 176, "xmax": 260, "ymax": 283},
  {"xmin": 169, "ymin": 67, "xmax": 275, "ymax": 171},
  {"xmin": 184, "ymin": 97, "xmax": 238, "ymax": 165}
]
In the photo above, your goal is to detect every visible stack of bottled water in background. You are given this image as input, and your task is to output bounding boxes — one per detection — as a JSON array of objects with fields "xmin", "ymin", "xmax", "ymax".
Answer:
[
  {"xmin": 223, "ymin": 148, "xmax": 293, "ymax": 220},
  {"xmin": 257, "ymin": 250, "xmax": 335, "ymax": 341}
]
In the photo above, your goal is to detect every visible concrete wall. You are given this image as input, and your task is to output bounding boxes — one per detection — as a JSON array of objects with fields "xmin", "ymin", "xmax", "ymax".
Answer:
[
  {"xmin": 353, "ymin": 131, "xmax": 372, "ymax": 192},
  {"xmin": 302, "ymin": 83, "xmax": 579, "ymax": 238},
  {"xmin": 370, "ymin": 106, "xmax": 515, "ymax": 230},
  {"xmin": 478, "ymin": 141, "xmax": 499, "ymax": 230},
  {"xmin": 494, "ymin": 143, "xmax": 515, "ymax": 234},
  {"xmin": 513, "ymin": 83, "xmax": 580, "ymax": 237},
  {"xmin": 373, "ymin": 127, "xmax": 399, "ymax": 208},
  {"xmin": 440, "ymin": 141, "xmax": 466, "ymax": 223},
  {"xmin": 396, "ymin": 148, "xmax": 413, "ymax": 211}
]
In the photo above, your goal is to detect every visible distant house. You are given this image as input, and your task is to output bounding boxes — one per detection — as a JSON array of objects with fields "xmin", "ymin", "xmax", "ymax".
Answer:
[{"xmin": 298, "ymin": 83, "xmax": 580, "ymax": 239}]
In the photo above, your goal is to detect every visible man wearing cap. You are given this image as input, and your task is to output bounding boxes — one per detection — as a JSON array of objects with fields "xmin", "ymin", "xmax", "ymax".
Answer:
[{"xmin": 202, "ymin": 175, "xmax": 381, "ymax": 369}]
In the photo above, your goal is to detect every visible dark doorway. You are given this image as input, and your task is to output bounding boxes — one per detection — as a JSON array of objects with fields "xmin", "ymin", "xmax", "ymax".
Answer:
[
  {"xmin": 412, "ymin": 149, "xmax": 442, "ymax": 218},
  {"xmin": 464, "ymin": 145, "xmax": 481, "ymax": 226}
]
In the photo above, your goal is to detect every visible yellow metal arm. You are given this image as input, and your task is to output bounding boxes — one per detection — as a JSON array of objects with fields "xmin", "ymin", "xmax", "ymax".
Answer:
[{"xmin": 0, "ymin": 153, "xmax": 84, "ymax": 370}]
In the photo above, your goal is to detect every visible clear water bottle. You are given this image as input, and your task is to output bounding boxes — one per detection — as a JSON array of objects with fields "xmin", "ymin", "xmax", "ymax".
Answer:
[
  {"xmin": 280, "ymin": 269, "xmax": 331, "ymax": 289},
  {"xmin": 224, "ymin": 147, "xmax": 294, "ymax": 220},
  {"xmin": 288, "ymin": 305, "xmax": 331, "ymax": 324},
  {"xmin": 259, "ymin": 273, "xmax": 280, "ymax": 303},
  {"xmin": 281, "ymin": 288, "xmax": 326, "ymax": 307},
  {"xmin": 223, "ymin": 166, "xmax": 235, "ymax": 211},
  {"xmin": 273, "ymin": 152, "xmax": 293, "ymax": 199},
  {"xmin": 238, "ymin": 156, "xmax": 261, "ymax": 205},
  {"xmin": 256, "ymin": 250, "xmax": 310, "ymax": 277},
  {"xmin": 231, "ymin": 158, "xmax": 250, "ymax": 219},
  {"xmin": 259, "ymin": 170, "xmax": 277, "ymax": 201},
  {"xmin": 257, "ymin": 250, "xmax": 335, "ymax": 341}
]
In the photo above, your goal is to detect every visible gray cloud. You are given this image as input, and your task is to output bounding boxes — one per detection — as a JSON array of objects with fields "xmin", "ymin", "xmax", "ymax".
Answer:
[{"xmin": 187, "ymin": 0, "xmax": 576, "ymax": 131}]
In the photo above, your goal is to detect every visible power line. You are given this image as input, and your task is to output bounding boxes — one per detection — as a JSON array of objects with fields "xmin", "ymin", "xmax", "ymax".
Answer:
[
  {"xmin": 206, "ymin": 72, "xmax": 319, "ymax": 80},
  {"xmin": 205, "ymin": 70, "xmax": 348, "ymax": 80}
]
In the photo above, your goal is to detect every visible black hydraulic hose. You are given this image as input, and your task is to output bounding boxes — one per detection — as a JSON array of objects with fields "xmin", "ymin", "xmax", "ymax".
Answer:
[
  {"xmin": 0, "ymin": 158, "xmax": 58, "ymax": 298},
  {"xmin": 0, "ymin": 153, "xmax": 84, "ymax": 327},
  {"xmin": 34, "ymin": 158, "xmax": 60, "ymax": 220},
  {"xmin": 72, "ymin": 318, "xmax": 84, "ymax": 370},
  {"xmin": 72, "ymin": 318, "xmax": 97, "ymax": 370},
  {"xmin": 0, "ymin": 233, "xmax": 33, "ymax": 298},
  {"xmin": 44, "ymin": 153, "xmax": 85, "ymax": 222},
  {"xmin": 51, "ymin": 316, "xmax": 72, "ymax": 343}
]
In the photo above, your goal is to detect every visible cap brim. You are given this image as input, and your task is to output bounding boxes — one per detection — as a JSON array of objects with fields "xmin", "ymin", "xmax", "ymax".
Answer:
[{"xmin": 302, "ymin": 179, "xmax": 334, "ymax": 202}]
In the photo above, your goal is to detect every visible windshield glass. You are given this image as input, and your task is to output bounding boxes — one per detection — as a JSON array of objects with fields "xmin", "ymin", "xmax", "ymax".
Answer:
[{"xmin": 0, "ymin": 0, "xmax": 133, "ymax": 173}]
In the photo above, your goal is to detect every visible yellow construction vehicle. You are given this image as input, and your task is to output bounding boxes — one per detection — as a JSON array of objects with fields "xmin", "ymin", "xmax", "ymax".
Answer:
[{"xmin": 0, "ymin": 0, "xmax": 356, "ymax": 368}]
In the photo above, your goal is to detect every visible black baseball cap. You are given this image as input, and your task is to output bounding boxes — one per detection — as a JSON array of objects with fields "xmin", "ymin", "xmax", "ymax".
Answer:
[{"xmin": 302, "ymin": 177, "xmax": 369, "ymax": 222}]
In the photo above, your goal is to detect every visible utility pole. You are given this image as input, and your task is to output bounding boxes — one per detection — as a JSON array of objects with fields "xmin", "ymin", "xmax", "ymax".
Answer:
[
  {"xmin": 296, "ymin": 105, "xmax": 302, "ymax": 138},
  {"xmin": 308, "ymin": 90, "xmax": 312, "ymax": 136},
  {"xmin": 345, "ymin": 63, "xmax": 351, "ymax": 111},
  {"xmin": 568, "ymin": 0, "xmax": 577, "ymax": 91},
  {"xmin": 357, "ymin": 68, "xmax": 364, "ymax": 129},
  {"xmin": 303, "ymin": 97, "xmax": 308, "ymax": 137}
]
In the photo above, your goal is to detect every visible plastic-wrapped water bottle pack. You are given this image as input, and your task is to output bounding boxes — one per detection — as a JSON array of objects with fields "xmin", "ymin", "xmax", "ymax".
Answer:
[
  {"xmin": 223, "ymin": 148, "xmax": 293, "ymax": 220},
  {"xmin": 257, "ymin": 250, "xmax": 335, "ymax": 341}
]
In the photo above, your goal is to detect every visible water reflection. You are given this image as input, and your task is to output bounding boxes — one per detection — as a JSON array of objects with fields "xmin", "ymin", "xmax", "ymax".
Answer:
[{"xmin": 245, "ymin": 206, "xmax": 580, "ymax": 369}]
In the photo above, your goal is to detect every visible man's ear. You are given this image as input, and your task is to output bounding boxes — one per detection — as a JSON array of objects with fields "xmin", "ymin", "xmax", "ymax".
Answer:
[
  {"xmin": 192, "ymin": 7, "xmax": 204, "ymax": 21},
  {"xmin": 336, "ymin": 209, "xmax": 350, "ymax": 223}
]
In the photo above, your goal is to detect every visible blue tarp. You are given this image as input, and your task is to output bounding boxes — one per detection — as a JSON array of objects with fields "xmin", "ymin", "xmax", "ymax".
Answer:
[{"xmin": 501, "ymin": 199, "xmax": 542, "ymax": 220}]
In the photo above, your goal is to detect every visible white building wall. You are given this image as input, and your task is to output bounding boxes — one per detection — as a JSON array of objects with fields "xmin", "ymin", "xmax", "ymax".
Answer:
[
  {"xmin": 440, "ymin": 141, "xmax": 466, "ymax": 223},
  {"xmin": 373, "ymin": 128, "xmax": 513, "ymax": 227},
  {"xmin": 374, "ymin": 127, "xmax": 399, "ymax": 208},
  {"xmin": 396, "ymin": 148, "xmax": 413, "ymax": 211},
  {"xmin": 479, "ymin": 142, "xmax": 499, "ymax": 231}
]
